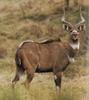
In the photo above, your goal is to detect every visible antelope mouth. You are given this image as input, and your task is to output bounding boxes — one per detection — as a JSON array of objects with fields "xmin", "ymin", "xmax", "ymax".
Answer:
[{"xmin": 71, "ymin": 34, "xmax": 79, "ymax": 42}]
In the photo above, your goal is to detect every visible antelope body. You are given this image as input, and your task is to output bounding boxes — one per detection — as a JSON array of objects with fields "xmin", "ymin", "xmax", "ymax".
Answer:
[{"xmin": 12, "ymin": 9, "xmax": 85, "ymax": 93}]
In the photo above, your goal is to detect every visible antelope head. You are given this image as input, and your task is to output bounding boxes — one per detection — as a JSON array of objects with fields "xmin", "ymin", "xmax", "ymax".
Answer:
[{"xmin": 61, "ymin": 8, "xmax": 85, "ymax": 50}]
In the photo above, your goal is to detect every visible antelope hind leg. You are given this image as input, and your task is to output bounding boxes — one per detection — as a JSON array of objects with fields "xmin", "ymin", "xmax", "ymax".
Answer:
[
  {"xmin": 12, "ymin": 67, "xmax": 25, "ymax": 88},
  {"xmin": 23, "ymin": 69, "xmax": 35, "ymax": 89}
]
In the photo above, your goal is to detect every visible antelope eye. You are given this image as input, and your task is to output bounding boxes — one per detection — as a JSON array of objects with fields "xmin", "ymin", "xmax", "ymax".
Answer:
[
  {"xmin": 69, "ymin": 26, "xmax": 72, "ymax": 31},
  {"xmin": 63, "ymin": 24, "xmax": 72, "ymax": 32},
  {"xmin": 77, "ymin": 26, "xmax": 81, "ymax": 31},
  {"xmin": 63, "ymin": 24, "xmax": 67, "ymax": 30},
  {"xmin": 77, "ymin": 25, "xmax": 85, "ymax": 31},
  {"xmin": 68, "ymin": 27, "xmax": 72, "ymax": 32}
]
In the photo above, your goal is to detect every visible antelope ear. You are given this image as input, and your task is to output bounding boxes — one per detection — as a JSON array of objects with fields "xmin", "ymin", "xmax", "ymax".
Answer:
[
  {"xmin": 63, "ymin": 24, "xmax": 72, "ymax": 32},
  {"xmin": 77, "ymin": 24, "xmax": 86, "ymax": 31}
]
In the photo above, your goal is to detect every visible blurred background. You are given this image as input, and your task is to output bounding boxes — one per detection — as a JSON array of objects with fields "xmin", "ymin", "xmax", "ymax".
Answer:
[{"xmin": 0, "ymin": 0, "xmax": 89, "ymax": 100}]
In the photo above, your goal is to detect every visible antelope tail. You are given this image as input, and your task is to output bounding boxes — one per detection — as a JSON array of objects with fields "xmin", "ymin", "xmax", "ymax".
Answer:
[
  {"xmin": 15, "ymin": 50, "xmax": 21, "ymax": 68},
  {"xmin": 15, "ymin": 49, "xmax": 25, "ymax": 73}
]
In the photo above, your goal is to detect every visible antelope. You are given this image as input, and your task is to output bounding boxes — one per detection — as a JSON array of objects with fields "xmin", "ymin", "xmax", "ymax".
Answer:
[{"xmin": 12, "ymin": 9, "xmax": 85, "ymax": 93}]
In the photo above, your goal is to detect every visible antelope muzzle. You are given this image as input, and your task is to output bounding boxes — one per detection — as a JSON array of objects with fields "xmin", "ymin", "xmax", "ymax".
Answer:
[{"xmin": 71, "ymin": 30, "xmax": 80, "ymax": 42}]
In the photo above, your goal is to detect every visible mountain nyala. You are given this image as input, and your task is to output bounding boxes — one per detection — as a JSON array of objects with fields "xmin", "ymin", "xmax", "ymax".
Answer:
[{"xmin": 12, "ymin": 9, "xmax": 85, "ymax": 93}]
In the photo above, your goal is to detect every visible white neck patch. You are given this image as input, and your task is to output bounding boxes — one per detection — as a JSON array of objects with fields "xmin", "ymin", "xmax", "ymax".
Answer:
[{"xmin": 70, "ymin": 42, "xmax": 80, "ymax": 50}]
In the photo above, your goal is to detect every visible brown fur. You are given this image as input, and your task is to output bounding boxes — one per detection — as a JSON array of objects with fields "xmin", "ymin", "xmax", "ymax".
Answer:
[
  {"xmin": 12, "ymin": 39, "xmax": 75, "ymax": 91},
  {"xmin": 12, "ymin": 13, "xmax": 85, "ymax": 93}
]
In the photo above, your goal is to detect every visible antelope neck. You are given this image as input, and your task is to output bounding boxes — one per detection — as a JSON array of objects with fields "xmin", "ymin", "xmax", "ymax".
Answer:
[
  {"xmin": 66, "ymin": 41, "xmax": 80, "ymax": 63},
  {"xmin": 69, "ymin": 41, "xmax": 80, "ymax": 50}
]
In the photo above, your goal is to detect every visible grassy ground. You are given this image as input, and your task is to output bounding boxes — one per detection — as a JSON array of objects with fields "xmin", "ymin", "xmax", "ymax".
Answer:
[
  {"xmin": 0, "ymin": 70, "xmax": 88, "ymax": 100},
  {"xmin": 0, "ymin": 0, "xmax": 88, "ymax": 100}
]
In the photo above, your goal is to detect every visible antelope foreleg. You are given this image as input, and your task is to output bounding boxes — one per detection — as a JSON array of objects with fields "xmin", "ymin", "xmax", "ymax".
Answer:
[{"xmin": 54, "ymin": 72, "xmax": 63, "ymax": 96}]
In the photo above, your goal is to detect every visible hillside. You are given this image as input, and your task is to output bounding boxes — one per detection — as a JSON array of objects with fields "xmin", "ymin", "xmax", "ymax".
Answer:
[{"xmin": 0, "ymin": 0, "xmax": 88, "ymax": 100}]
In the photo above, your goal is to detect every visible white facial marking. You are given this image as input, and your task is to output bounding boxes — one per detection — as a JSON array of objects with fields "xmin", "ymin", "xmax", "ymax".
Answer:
[
  {"xmin": 66, "ymin": 26, "xmax": 69, "ymax": 31},
  {"xmin": 79, "ymin": 26, "xmax": 82, "ymax": 31},
  {"xmin": 70, "ymin": 42, "xmax": 80, "ymax": 50},
  {"xmin": 19, "ymin": 40, "xmax": 34, "ymax": 48},
  {"xmin": 71, "ymin": 30, "xmax": 77, "ymax": 34},
  {"xmin": 73, "ymin": 30, "xmax": 77, "ymax": 33}
]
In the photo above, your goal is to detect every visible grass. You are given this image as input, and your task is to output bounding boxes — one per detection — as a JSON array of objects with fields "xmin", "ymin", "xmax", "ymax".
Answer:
[
  {"xmin": 59, "ymin": 86, "xmax": 85, "ymax": 100},
  {"xmin": 0, "ymin": 0, "xmax": 88, "ymax": 100},
  {"xmin": 0, "ymin": 72, "xmax": 87, "ymax": 100},
  {"xmin": 64, "ymin": 55, "xmax": 87, "ymax": 78}
]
